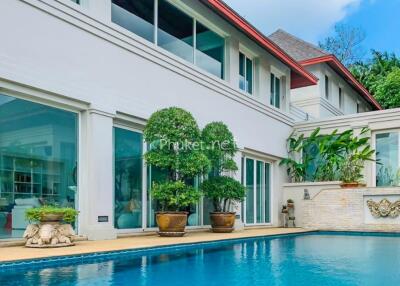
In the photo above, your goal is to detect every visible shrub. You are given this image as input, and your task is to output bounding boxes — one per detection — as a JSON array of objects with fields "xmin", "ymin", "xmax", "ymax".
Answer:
[
  {"xmin": 144, "ymin": 107, "xmax": 210, "ymax": 212},
  {"xmin": 25, "ymin": 206, "xmax": 78, "ymax": 224},
  {"xmin": 201, "ymin": 122, "xmax": 245, "ymax": 212}
]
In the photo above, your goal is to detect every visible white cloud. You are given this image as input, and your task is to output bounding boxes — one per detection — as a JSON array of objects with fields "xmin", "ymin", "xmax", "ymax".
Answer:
[{"xmin": 224, "ymin": 0, "xmax": 362, "ymax": 43}]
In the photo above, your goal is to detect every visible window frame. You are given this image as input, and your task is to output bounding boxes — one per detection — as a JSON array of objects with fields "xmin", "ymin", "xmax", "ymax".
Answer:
[
  {"xmin": 238, "ymin": 50, "xmax": 254, "ymax": 95},
  {"xmin": 270, "ymin": 73, "xmax": 281, "ymax": 109},
  {"xmin": 324, "ymin": 75, "xmax": 330, "ymax": 100},
  {"xmin": 338, "ymin": 86, "xmax": 343, "ymax": 110}
]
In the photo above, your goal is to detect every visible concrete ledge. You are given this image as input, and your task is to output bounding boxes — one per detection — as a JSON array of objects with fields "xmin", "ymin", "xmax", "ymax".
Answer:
[{"xmin": 0, "ymin": 228, "xmax": 311, "ymax": 263}]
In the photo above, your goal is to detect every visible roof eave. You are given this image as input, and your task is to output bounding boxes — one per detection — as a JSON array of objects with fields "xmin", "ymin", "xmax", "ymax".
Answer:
[
  {"xmin": 300, "ymin": 55, "xmax": 382, "ymax": 110},
  {"xmin": 201, "ymin": 0, "xmax": 318, "ymax": 89}
]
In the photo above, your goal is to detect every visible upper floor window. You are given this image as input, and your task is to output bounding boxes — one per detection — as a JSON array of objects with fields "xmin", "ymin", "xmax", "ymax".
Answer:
[
  {"xmin": 339, "ymin": 87, "xmax": 343, "ymax": 109},
  {"xmin": 70, "ymin": 0, "xmax": 80, "ymax": 3},
  {"xmin": 239, "ymin": 52, "xmax": 253, "ymax": 94},
  {"xmin": 112, "ymin": 0, "xmax": 155, "ymax": 42},
  {"xmin": 270, "ymin": 73, "xmax": 280, "ymax": 108},
  {"xmin": 357, "ymin": 102, "xmax": 361, "ymax": 113},
  {"xmin": 325, "ymin": 75, "xmax": 329, "ymax": 99},
  {"xmin": 111, "ymin": 0, "xmax": 225, "ymax": 79}
]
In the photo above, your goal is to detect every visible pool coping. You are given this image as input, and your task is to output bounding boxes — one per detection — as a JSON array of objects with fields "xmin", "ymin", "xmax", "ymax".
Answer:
[
  {"xmin": 0, "ymin": 228, "xmax": 314, "ymax": 269},
  {"xmin": 1, "ymin": 229, "xmax": 400, "ymax": 271}
]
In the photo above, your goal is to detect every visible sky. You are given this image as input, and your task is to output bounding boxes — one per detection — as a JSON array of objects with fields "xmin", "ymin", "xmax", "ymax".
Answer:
[{"xmin": 224, "ymin": 0, "xmax": 400, "ymax": 59}]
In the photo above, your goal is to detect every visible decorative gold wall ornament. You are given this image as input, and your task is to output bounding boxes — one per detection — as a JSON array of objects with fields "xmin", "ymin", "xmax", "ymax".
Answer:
[{"xmin": 366, "ymin": 199, "xmax": 400, "ymax": 218}]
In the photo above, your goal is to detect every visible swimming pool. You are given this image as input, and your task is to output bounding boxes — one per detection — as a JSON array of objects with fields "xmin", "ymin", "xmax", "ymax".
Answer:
[{"xmin": 1, "ymin": 232, "xmax": 399, "ymax": 286}]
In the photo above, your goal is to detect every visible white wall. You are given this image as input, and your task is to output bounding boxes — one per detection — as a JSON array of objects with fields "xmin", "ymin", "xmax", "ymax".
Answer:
[
  {"xmin": 0, "ymin": 0, "xmax": 296, "ymax": 238},
  {"xmin": 291, "ymin": 63, "xmax": 372, "ymax": 119}
]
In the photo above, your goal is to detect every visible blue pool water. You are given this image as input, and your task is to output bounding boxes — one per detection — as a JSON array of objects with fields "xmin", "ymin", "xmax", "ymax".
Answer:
[{"xmin": 1, "ymin": 232, "xmax": 400, "ymax": 286}]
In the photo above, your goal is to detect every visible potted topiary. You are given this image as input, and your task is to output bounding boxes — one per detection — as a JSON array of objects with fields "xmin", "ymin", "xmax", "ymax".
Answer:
[
  {"xmin": 339, "ymin": 128, "xmax": 375, "ymax": 188},
  {"xmin": 200, "ymin": 122, "xmax": 245, "ymax": 233},
  {"xmin": 144, "ymin": 107, "xmax": 210, "ymax": 237}
]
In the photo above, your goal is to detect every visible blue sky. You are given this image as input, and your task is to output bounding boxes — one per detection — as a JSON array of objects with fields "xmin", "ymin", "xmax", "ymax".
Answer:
[{"xmin": 225, "ymin": 0, "xmax": 400, "ymax": 59}]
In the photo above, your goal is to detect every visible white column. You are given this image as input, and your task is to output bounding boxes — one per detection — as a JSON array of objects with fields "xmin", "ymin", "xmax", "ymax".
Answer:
[
  {"xmin": 225, "ymin": 37, "xmax": 239, "ymax": 89},
  {"xmin": 78, "ymin": 109, "xmax": 117, "ymax": 240}
]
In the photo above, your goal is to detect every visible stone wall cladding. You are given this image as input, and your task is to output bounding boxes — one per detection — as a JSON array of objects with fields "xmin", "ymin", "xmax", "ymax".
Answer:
[{"xmin": 302, "ymin": 188, "xmax": 400, "ymax": 231}]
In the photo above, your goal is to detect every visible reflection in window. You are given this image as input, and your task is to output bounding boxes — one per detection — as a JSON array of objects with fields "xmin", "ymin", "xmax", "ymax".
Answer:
[
  {"xmin": 0, "ymin": 94, "xmax": 78, "ymax": 239},
  {"xmin": 239, "ymin": 52, "xmax": 253, "ymax": 94},
  {"xmin": 114, "ymin": 128, "xmax": 143, "ymax": 229},
  {"xmin": 376, "ymin": 132, "xmax": 400, "ymax": 186},
  {"xmin": 158, "ymin": 0, "xmax": 194, "ymax": 63},
  {"xmin": 196, "ymin": 22, "xmax": 224, "ymax": 78},
  {"xmin": 111, "ymin": 0, "xmax": 155, "ymax": 42}
]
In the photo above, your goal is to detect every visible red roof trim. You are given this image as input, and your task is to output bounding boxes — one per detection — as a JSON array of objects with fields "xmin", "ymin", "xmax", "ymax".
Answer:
[
  {"xmin": 201, "ymin": 0, "xmax": 318, "ymax": 89},
  {"xmin": 300, "ymin": 55, "xmax": 382, "ymax": 110}
]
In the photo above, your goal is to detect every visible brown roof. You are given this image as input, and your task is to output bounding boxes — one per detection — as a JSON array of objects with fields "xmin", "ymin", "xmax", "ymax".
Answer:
[{"xmin": 269, "ymin": 29, "xmax": 328, "ymax": 61}]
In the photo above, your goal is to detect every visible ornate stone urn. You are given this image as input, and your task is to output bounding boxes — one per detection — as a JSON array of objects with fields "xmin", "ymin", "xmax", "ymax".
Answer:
[{"xmin": 23, "ymin": 215, "xmax": 76, "ymax": 248}]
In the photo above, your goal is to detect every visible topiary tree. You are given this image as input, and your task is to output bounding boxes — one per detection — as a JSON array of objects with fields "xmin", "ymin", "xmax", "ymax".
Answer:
[
  {"xmin": 144, "ymin": 107, "xmax": 210, "ymax": 212},
  {"xmin": 200, "ymin": 122, "xmax": 245, "ymax": 212}
]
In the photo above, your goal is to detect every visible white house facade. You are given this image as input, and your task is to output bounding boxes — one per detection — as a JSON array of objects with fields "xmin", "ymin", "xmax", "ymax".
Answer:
[
  {"xmin": 0, "ymin": 0, "xmax": 397, "ymax": 242},
  {"xmin": 0, "ymin": 0, "xmax": 321, "ymax": 240}
]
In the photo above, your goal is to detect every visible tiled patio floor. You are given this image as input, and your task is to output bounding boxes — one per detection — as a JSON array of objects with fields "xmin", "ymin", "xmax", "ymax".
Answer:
[{"xmin": 0, "ymin": 228, "xmax": 312, "ymax": 263}]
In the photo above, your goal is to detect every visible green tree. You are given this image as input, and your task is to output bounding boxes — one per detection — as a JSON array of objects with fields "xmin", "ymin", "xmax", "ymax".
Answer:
[
  {"xmin": 350, "ymin": 50, "xmax": 400, "ymax": 109},
  {"xmin": 144, "ymin": 107, "xmax": 210, "ymax": 211},
  {"xmin": 375, "ymin": 68, "xmax": 400, "ymax": 109}
]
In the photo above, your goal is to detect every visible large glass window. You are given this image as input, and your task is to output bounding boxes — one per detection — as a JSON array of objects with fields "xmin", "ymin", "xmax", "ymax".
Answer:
[
  {"xmin": 0, "ymin": 94, "xmax": 78, "ymax": 239},
  {"xmin": 114, "ymin": 128, "xmax": 143, "ymax": 229},
  {"xmin": 325, "ymin": 75, "xmax": 330, "ymax": 99},
  {"xmin": 239, "ymin": 52, "xmax": 253, "ymax": 94},
  {"xmin": 270, "ymin": 73, "xmax": 280, "ymax": 108},
  {"xmin": 111, "ymin": 0, "xmax": 225, "ymax": 79},
  {"xmin": 111, "ymin": 0, "xmax": 155, "ymax": 42},
  {"xmin": 376, "ymin": 132, "xmax": 400, "ymax": 187},
  {"xmin": 158, "ymin": 0, "xmax": 194, "ymax": 63},
  {"xmin": 243, "ymin": 158, "xmax": 271, "ymax": 225},
  {"xmin": 196, "ymin": 22, "xmax": 225, "ymax": 78}
]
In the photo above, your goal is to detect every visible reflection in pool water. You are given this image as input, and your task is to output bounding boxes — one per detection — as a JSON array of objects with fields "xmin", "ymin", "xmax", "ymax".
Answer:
[{"xmin": 1, "ymin": 233, "xmax": 400, "ymax": 286}]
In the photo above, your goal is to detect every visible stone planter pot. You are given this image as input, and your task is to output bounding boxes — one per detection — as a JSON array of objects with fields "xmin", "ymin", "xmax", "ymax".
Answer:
[
  {"xmin": 40, "ymin": 213, "xmax": 64, "ymax": 224},
  {"xmin": 210, "ymin": 212, "xmax": 236, "ymax": 233},
  {"xmin": 156, "ymin": 212, "xmax": 188, "ymax": 237},
  {"xmin": 340, "ymin": 182, "xmax": 366, "ymax": 189}
]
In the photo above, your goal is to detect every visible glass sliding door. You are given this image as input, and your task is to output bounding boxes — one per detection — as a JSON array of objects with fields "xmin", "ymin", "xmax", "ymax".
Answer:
[
  {"xmin": 0, "ymin": 94, "xmax": 78, "ymax": 239},
  {"xmin": 376, "ymin": 132, "xmax": 400, "ymax": 186},
  {"xmin": 245, "ymin": 158, "xmax": 254, "ymax": 224},
  {"xmin": 147, "ymin": 166, "xmax": 201, "ymax": 227},
  {"xmin": 114, "ymin": 127, "xmax": 143, "ymax": 230},
  {"xmin": 243, "ymin": 157, "xmax": 271, "ymax": 225}
]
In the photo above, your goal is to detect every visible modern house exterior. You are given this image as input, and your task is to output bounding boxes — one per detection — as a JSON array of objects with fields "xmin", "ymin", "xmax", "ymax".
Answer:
[
  {"xmin": 269, "ymin": 29, "xmax": 382, "ymax": 119},
  {"xmin": 0, "ymin": 0, "xmax": 398, "ymax": 241}
]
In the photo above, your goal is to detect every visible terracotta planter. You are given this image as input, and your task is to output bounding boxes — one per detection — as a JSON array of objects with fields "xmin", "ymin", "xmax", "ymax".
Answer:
[
  {"xmin": 40, "ymin": 213, "xmax": 64, "ymax": 224},
  {"xmin": 340, "ymin": 182, "xmax": 366, "ymax": 189},
  {"xmin": 156, "ymin": 212, "xmax": 188, "ymax": 237},
  {"xmin": 210, "ymin": 212, "xmax": 236, "ymax": 233}
]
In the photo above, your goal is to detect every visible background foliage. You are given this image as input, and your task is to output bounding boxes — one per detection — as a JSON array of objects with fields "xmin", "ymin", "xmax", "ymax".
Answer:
[{"xmin": 280, "ymin": 127, "xmax": 374, "ymax": 183}]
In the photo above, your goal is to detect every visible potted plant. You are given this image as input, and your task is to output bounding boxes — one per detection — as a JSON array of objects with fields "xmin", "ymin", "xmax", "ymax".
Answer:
[
  {"xmin": 200, "ymin": 122, "xmax": 245, "ymax": 233},
  {"xmin": 24, "ymin": 206, "xmax": 78, "ymax": 247},
  {"xmin": 339, "ymin": 128, "xmax": 375, "ymax": 188},
  {"xmin": 25, "ymin": 205, "xmax": 78, "ymax": 224},
  {"xmin": 144, "ymin": 107, "xmax": 209, "ymax": 237}
]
